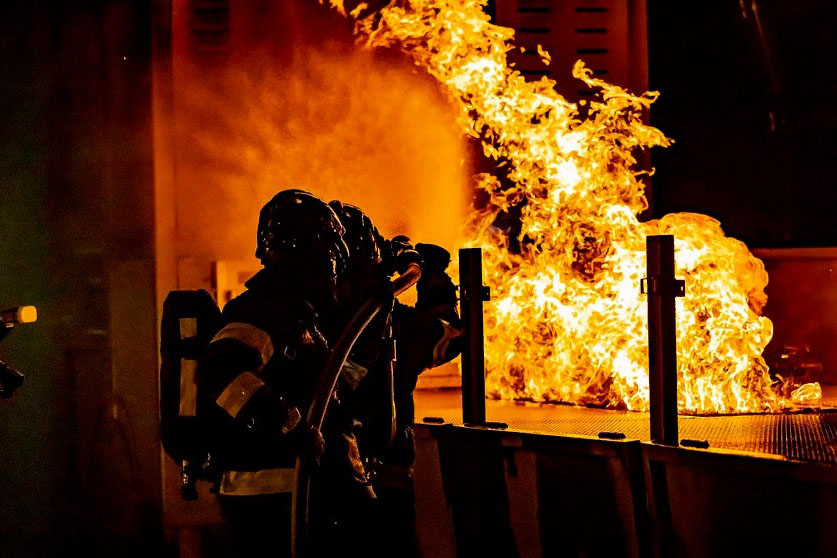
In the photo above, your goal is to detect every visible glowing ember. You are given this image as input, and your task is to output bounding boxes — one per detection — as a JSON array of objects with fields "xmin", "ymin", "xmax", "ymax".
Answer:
[{"xmin": 328, "ymin": 0, "xmax": 821, "ymax": 413}]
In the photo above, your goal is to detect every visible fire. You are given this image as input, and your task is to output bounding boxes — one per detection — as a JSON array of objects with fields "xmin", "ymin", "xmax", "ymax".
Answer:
[{"xmin": 328, "ymin": 0, "xmax": 822, "ymax": 413}]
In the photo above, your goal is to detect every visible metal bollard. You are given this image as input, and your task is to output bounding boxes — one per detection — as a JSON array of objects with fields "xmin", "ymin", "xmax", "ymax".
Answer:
[
  {"xmin": 641, "ymin": 235, "xmax": 684, "ymax": 446},
  {"xmin": 459, "ymin": 248, "xmax": 489, "ymax": 426}
]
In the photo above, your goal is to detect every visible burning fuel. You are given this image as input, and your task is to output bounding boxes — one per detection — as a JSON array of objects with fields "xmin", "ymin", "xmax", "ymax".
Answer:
[{"xmin": 329, "ymin": 0, "xmax": 822, "ymax": 413}]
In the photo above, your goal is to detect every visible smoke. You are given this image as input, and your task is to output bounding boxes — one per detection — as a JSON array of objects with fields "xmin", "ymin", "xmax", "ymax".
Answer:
[{"xmin": 170, "ymin": 42, "xmax": 470, "ymax": 266}]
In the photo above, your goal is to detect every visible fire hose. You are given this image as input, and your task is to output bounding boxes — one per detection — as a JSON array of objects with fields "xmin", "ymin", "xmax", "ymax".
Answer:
[{"xmin": 292, "ymin": 262, "xmax": 422, "ymax": 557}]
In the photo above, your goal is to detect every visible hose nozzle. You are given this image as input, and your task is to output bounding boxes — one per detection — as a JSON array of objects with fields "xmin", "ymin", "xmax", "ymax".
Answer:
[{"xmin": 2, "ymin": 306, "xmax": 37, "ymax": 326}]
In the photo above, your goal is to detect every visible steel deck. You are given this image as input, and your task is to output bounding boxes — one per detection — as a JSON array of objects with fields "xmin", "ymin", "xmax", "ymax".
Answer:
[{"xmin": 415, "ymin": 390, "xmax": 837, "ymax": 465}]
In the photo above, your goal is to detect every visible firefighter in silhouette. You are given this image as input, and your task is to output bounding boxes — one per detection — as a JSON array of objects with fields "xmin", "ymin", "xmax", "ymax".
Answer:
[
  {"xmin": 328, "ymin": 200, "xmax": 464, "ymax": 556},
  {"xmin": 195, "ymin": 189, "xmax": 372, "ymax": 557}
]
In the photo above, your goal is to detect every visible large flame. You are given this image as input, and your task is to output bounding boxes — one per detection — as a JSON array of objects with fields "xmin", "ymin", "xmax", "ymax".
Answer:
[{"xmin": 329, "ymin": 0, "xmax": 821, "ymax": 413}]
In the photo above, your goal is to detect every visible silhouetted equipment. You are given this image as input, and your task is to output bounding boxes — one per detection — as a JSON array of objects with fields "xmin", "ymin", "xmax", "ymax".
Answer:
[
  {"xmin": 642, "ymin": 235, "xmax": 684, "ymax": 446},
  {"xmin": 459, "ymin": 248, "xmax": 489, "ymax": 426},
  {"xmin": 0, "ymin": 305, "xmax": 37, "ymax": 328},
  {"xmin": 0, "ymin": 305, "xmax": 37, "ymax": 398},
  {"xmin": 159, "ymin": 290, "xmax": 223, "ymax": 499},
  {"xmin": 0, "ymin": 361, "xmax": 24, "ymax": 399},
  {"xmin": 293, "ymin": 263, "xmax": 422, "ymax": 558}
]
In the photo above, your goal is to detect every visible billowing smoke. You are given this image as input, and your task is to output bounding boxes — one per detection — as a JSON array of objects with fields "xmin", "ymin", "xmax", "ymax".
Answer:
[{"xmin": 170, "ymin": 40, "xmax": 469, "ymax": 267}]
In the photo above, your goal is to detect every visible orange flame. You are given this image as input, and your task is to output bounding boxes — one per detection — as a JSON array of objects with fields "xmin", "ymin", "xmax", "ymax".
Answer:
[{"xmin": 330, "ymin": 0, "xmax": 821, "ymax": 413}]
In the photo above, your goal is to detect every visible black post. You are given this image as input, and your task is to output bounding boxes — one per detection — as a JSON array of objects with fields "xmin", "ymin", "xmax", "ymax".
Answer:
[
  {"xmin": 643, "ymin": 235, "xmax": 684, "ymax": 446},
  {"xmin": 459, "ymin": 248, "xmax": 487, "ymax": 426}
]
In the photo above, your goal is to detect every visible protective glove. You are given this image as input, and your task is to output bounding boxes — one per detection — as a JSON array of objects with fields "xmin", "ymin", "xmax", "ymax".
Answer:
[
  {"xmin": 385, "ymin": 235, "xmax": 423, "ymax": 275},
  {"xmin": 410, "ymin": 246, "xmax": 456, "ymax": 310},
  {"xmin": 388, "ymin": 424, "xmax": 416, "ymax": 466},
  {"xmin": 286, "ymin": 420, "xmax": 326, "ymax": 468},
  {"xmin": 415, "ymin": 243, "xmax": 451, "ymax": 272}
]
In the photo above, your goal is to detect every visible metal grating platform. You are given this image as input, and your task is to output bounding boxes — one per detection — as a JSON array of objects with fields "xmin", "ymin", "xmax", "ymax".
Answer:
[{"xmin": 415, "ymin": 390, "xmax": 837, "ymax": 465}]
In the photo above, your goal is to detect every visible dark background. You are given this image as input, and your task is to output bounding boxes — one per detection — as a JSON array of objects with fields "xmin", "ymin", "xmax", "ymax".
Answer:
[
  {"xmin": 1, "ymin": 1, "xmax": 160, "ymax": 555},
  {"xmin": 649, "ymin": 0, "xmax": 837, "ymax": 247}
]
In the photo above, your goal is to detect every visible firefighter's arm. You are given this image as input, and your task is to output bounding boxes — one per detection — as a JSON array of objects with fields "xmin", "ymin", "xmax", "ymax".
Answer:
[
  {"xmin": 395, "ymin": 304, "xmax": 463, "ymax": 375},
  {"xmin": 414, "ymin": 243, "xmax": 458, "ymax": 310},
  {"xmin": 394, "ymin": 243, "xmax": 464, "ymax": 375},
  {"xmin": 196, "ymin": 322, "xmax": 325, "ymax": 461},
  {"xmin": 415, "ymin": 243, "xmax": 464, "ymax": 368}
]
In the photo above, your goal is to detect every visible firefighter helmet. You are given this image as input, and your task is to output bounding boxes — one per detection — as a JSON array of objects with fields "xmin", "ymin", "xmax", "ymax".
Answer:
[
  {"xmin": 328, "ymin": 200, "xmax": 384, "ymax": 272},
  {"xmin": 256, "ymin": 190, "xmax": 350, "ymax": 277}
]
